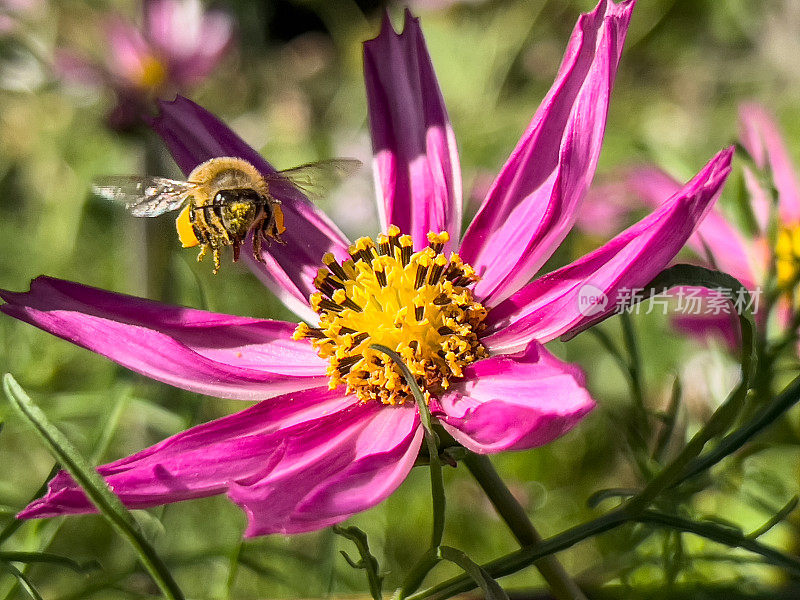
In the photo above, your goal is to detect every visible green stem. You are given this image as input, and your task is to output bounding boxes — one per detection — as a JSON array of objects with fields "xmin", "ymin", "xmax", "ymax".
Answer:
[
  {"xmin": 463, "ymin": 453, "xmax": 587, "ymax": 600},
  {"xmin": 674, "ymin": 373, "xmax": 800, "ymax": 486},
  {"xmin": 370, "ymin": 344, "xmax": 444, "ymax": 548},
  {"xmin": 407, "ymin": 506, "xmax": 800, "ymax": 600}
]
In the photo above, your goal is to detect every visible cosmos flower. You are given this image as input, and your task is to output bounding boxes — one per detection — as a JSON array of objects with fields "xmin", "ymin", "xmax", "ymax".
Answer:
[
  {"xmin": 1, "ymin": 0, "xmax": 733, "ymax": 536},
  {"xmin": 622, "ymin": 103, "xmax": 798, "ymax": 348},
  {"xmin": 56, "ymin": 0, "xmax": 233, "ymax": 129}
]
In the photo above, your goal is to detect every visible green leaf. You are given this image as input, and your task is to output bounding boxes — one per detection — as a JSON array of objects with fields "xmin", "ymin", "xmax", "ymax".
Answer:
[
  {"xmin": 332, "ymin": 525, "xmax": 383, "ymax": 600},
  {"xmin": 437, "ymin": 546, "xmax": 509, "ymax": 600},
  {"xmin": 3, "ymin": 374, "xmax": 185, "ymax": 600},
  {"xmin": 0, "ymin": 551, "xmax": 99, "ymax": 573},
  {"xmin": 0, "ymin": 560, "xmax": 43, "ymax": 600}
]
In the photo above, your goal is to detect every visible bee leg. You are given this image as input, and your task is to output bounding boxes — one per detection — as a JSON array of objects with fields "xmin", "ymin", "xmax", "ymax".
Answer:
[
  {"xmin": 232, "ymin": 240, "xmax": 241, "ymax": 262},
  {"xmin": 197, "ymin": 244, "xmax": 209, "ymax": 263},
  {"xmin": 212, "ymin": 247, "xmax": 222, "ymax": 274}
]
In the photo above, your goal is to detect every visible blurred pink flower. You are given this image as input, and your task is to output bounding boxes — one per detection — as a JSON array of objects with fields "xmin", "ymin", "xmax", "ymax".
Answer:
[
  {"xmin": 57, "ymin": 0, "xmax": 233, "ymax": 129},
  {"xmin": 625, "ymin": 104, "xmax": 799, "ymax": 348},
  {"xmin": 2, "ymin": 1, "xmax": 733, "ymax": 536}
]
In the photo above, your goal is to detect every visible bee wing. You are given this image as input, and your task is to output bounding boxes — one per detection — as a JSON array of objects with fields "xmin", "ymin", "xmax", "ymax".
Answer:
[
  {"xmin": 92, "ymin": 176, "xmax": 195, "ymax": 217},
  {"xmin": 265, "ymin": 159, "xmax": 362, "ymax": 202}
]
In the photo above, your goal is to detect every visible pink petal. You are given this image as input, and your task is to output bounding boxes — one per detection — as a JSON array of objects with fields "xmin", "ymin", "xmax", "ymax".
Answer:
[
  {"xmin": 18, "ymin": 387, "xmax": 355, "ymax": 519},
  {"xmin": 105, "ymin": 18, "xmax": 154, "ymax": 86},
  {"xmin": 673, "ymin": 310, "xmax": 740, "ymax": 350},
  {"xmin": 739, "ymin": 103, "xmax": 800, "ymax": 224},
  {"xmin": 575, "ymin": 180, "xmax": 637, "ymax": 237},
  {"xmin": 229, "ymin": 403, "xmax": 422, "ymax": 536},
  {"xmin": 459, "ymin": 0, "xmax": 635, "ymax": 306},
  {"xmin": 483, "ymin": 147, "xmax": 733, "ymax": 352},
  {"xmin": 0, "ymin": 277, "xmax": 328, "ymax": 401},
  {"xmin": 437, "ymin": 342, "xmax": 594, "ymax": 454},
  {"xmin": 145, "ymin": 0, "xmax": 233, "ymax": 86},
  {"xmin": 148, "ymin": 96, "xmax": 351, "ymax": 321},
  {"xmin": 364, "ymin": 10, "xmax": 462, "ymax": 250},
  {"xmin": 628, "ymin": 166, "xmax": 757, "ymax": 288}
]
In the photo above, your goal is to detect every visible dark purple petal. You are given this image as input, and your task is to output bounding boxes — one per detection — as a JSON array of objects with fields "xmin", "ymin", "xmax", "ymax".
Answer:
[
  {"xmin": 18, "ymin": 387, "xmax": 355, "ymax": 518},
  {"xmin": 437, "ymin": 342, "xmax": 594, "ymax": 454},
  {"xmin": 228, "ymin": 403, "xmax": 422, "ymax": 536},
  {"xmin": 0, "ymin": 277, "xmax": 328, "ymax": 400},
  {"xmin": 459, "ymin": 0, "xmax": 635, "ymax": 306},
  {"xmin": 483, "ymin": 147, "xmax": 733, "ymax": 352},
  {"xmin": 149, "ymin": 96, "xmax": 351, "ymax": 320},
  {"xmin": 364, "ymin": 10, "xmax": 461, "ymax": 250}
]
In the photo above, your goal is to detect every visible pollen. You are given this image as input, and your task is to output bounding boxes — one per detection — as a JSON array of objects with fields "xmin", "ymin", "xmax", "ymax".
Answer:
[
  {"xmin": 135, "ymin": 54, "xmax": 168, "ymax": 90},
  {"xmin": 775, "ymin": 225, "xmax": 800, "ymax": 303},
  {"xmin": 294, "ymin": 226, "xmax": 488, "ymax": 405}
]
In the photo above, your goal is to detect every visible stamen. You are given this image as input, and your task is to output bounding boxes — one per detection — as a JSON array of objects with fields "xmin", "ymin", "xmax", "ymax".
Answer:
[{"xmin": 296, "ymin": 227, "xmax": 487, "ymax": 405}]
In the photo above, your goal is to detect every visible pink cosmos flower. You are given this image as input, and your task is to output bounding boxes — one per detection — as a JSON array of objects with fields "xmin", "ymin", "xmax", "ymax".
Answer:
[
  {"xmin": 57, "ymin": 0, "xmax": 233, "ymax": 129},
  {"xmin": 624, "ymin": 103, "xmax": 799, "ymax": 348},
  {"xmin": 1, "ymin": 1, "xmax": 734, "ymax": 536}
]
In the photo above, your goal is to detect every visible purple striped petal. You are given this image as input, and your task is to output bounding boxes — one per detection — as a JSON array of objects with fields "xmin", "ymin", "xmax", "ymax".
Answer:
[
  {"xmin": 628, "ymin": 166, "xmax": 758, "ymax": 288},
  {"xmin": 0, "ymin": 277, "xmax": 328, "ymax": 401},
  {"xmin": 364, "ymin": 11, "xmax": 462, "ymax": 250},
  {"xmin": 437, "ymin": 342, "xmax": 594, "ymax": 454},
  {"xmin": 739, "ymin": 103, "xmax": 800, "ymax": 224},
  {"xmin": 229, "ymin": 402, "xmax": 422, "ymax": 536},
  {"xmin": 149, "ymin": 96, "xmax": 351, "ymax": 321},
  {"xmin": 18, "ymin": 387, "xmax": 355, "ymax": 518},
  {"xmin": 459, "ymin": 0, "xmax": 635, "ymax": 306},
  {"xmin": 483, "ymin": 147, "xmax": 733, "ymax": 352}
]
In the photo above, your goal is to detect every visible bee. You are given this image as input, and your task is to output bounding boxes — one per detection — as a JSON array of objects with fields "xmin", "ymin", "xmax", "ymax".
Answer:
[{"xmin": 94, "ymin": 156, "xmax": 360, "ymax": 273}]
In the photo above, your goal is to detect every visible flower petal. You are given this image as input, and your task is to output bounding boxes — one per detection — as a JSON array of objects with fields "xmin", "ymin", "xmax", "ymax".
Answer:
[
  {"xmin": 739, "ymin": 103, "xmax": 800, "ymax": 224},
  {"xmin": 0, "ymin": 277, "xmax": 328, "ymax": 401},
  {"xmin": 483, "ymin": 147, "xmax": 733, "ymax": 352},
  {"xmin": 364, "ymin": 10, "xmax": 462, "ymax": 250},
  {"xmin": 627, "ymin": 166, "xmax": 758, "ymax": 288},
  {"xmin": 228, "ymin": 403, "xmax": 422, "ymax": 536},
  {"xmin": 18, "ymin": 387, "xmax": 355, "ymax": 519},
  {"xmin": 437, "ymin": 342, "xmax": 594, "ymax": 454},
  {"xmin": 459, "ymin": 0, "xmax": 635, "ymax": 306},
  {"xmin": 148, "ymin": 96, "xmax": 351, "ymax": 321},
  {"xmin": 145, "ymin": 0, "xmax": 233, "ymax": 86}
]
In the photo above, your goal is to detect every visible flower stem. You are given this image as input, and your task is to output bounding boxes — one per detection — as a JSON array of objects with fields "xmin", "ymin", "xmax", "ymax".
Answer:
[
  {"xmin": 370, "ymin": 344, "xmax": 445, "ymax": 549},
  {"xmin": 462, "ymin": 452, "xmax": 587, "ymax": 600}
]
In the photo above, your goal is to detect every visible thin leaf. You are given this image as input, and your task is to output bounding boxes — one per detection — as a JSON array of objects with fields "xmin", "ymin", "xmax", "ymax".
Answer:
[
  {"xmin": 2, "ymin": 374, "xmax": 184, "ymax": 600},
  {"xmin": 748, "ymin": 496, "xmax": 799, "ymax": 539},
  {"xmin": 332, "ymin": 525, "xmax": 383, "ymax": 600},
  {"xmin": 437, "ymin": 546, "xmax": 509, "ymax": 600},
  {"xmin": 0, "ymin": 560, "xmax": 43, "ymax": 600},
  {"xmin": 0, "ymin": 552, "xmax": 98, "ymax": 573}
]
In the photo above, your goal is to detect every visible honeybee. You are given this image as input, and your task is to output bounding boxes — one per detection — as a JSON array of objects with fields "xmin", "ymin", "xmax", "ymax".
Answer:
[{"xmin": 94, "ymin": 156, "xmax": 360, "ymax": 273}]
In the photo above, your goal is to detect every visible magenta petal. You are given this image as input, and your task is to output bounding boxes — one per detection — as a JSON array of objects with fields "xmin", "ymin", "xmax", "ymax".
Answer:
[
  {"xmin": 459, "ymin": 0, "xmax": 635, "ymax": 306},
  {"xmin": 149, "ymin": 96, "xmax": 351, "ymax": 321},
  {"xmin": 364, "ymin": 10, "xmax": 462, "ymax": 250},
  {"xmin": 628, "ymin": 166, "xmax": 757, "ymax": 288},
  {"xmin": 18, "ymin": 387, "xmax": 355, "ymax": 519},
  {"xmin": 229, "ymin": 403, "xmax": 422, "ymax": 536},
  {"xmin": 739, "ymin": 103, "xmax": 800, "ymax": 224},
  {"xmin": 438, "ymin": 342, "xmax": 594, "ymax": 454},
  {"xmin": 0, "ymin": 277, "xmax": 328, "ymax": 401},
  {"xmin": 483, "ymin": 147, "xmax": 733, "ymax": 351}
]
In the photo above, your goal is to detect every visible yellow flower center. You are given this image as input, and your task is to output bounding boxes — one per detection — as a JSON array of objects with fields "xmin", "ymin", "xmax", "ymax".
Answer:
[
  {"xmin": 775, "ymin": 225, "xmax": 800, "ymax": 302},
  {"xmin": 294, "ymin": 226, "xmax": 488, "ymax": 405},
  {"xmin": 135, "ymin": 54, "xmax": 167, "ymax": 90}
]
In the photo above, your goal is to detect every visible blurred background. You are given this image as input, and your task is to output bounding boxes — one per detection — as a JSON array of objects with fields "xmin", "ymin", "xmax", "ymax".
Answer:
[{"xmin": 1, "ymin": 0, "xmax": 800, "ymax": 598}]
